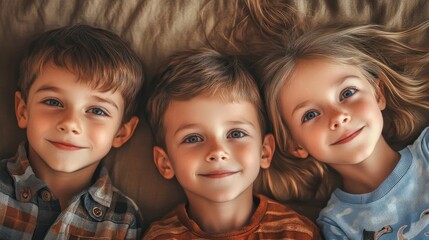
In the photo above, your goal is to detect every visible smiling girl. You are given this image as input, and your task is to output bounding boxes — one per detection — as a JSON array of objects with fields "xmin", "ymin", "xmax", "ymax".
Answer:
[{"xmin": 257, "ymin": 22, "xmax": 429, "ymax": 239}]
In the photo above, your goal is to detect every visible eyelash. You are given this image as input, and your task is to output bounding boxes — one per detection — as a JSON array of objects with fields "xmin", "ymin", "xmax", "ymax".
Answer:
[
  {"xmin": 302, "ymin": 110, "xmax": 319, "ymax": 123},
  {"xmin": 182, "ymin": 130, "xmax": 248, "ymax": 144},
  {"xmin": 340, "ymin": 87, "xmax": 358, "ymax": 101},
  {"xmin": 301, "ymin": 87, "xmax": 358, "ymax": 123},
  {"xmin": 87, "ymin": 108, "xmax": 108, "ymax": 116},
  {"xmin": 43, "ymin": 98, "xmax": 63, "ymax": 107},
  {"xmin": 227, "ymin": 130, "xmax": 247, "ymax": 139},
  {"xmin": 183, "ymin": 135, "xmax": 203, "ymax": 144},
  {"xmin": 42, "ymin": 98, "xmax": 109, "ymax": 117}
]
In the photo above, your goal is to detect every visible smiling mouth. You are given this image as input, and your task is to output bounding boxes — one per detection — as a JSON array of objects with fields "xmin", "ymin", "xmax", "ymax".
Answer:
[
  {"xmin": 49, "ymin": 140, "xmax": 84, "ymax": 150},
  {"xmin": 331, "ymin": 127, "xmax": 364, "ymax": 145},
  {"xmin": 199, "ymin": 170, "xmax": 239, "ymax": 179}
]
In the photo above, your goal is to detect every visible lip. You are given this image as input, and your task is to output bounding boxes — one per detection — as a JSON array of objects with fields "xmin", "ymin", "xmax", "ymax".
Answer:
[
  {"xmin": 331, "ymin": 127, "xmax": 364, "ymax": 145},
  {"xmin": 48, "ymin": 140, "xmax": 84, "ymax": 151},
  {"xmin": 199, "ymin": 170, "xmax": 239, "ymax": 179}
]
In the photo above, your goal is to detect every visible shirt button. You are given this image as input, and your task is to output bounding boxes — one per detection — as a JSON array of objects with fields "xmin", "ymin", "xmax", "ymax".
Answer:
[
  {"xmin": 92, "ymin": 207, "xmax": 103, "ymax": 218},
  {"xmin": 41, "ymin": 190, "xmax": 52, "ymax": 201},
  {"xmin": 21, "ymin": 189, "xmax": 31, "ymax": 201}
]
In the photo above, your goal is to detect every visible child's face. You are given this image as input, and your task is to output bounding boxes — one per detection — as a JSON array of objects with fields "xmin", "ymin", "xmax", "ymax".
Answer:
[
  {"xmin": 154, "ymin": 96, "xmax": 273, "ymax": 204},
  {"xmin": 15, "ymin": 63, "xmax": 131, "ymax": 174},
  {"xmin": 279, "ymin": 59, "xmax": 386, "ymax": 166}
]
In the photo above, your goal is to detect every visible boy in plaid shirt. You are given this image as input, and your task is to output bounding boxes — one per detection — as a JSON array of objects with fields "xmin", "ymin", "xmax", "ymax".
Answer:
[{"xmin": 0, "ymin": 25, "xmax": 143, "ymax": 239}]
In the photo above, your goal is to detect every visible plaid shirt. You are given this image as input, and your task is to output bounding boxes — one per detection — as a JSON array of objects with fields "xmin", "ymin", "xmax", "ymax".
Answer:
[{"xmin": 0, "ymin": 143, "xmax": 142, "ymax": 239}]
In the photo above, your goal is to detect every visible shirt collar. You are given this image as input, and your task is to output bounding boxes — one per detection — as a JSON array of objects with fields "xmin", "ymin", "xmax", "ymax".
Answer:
[
  {"xmin": 87, "ymin": 164, "xmax": 113, "ymax": 207},
  {"xmin": 7, "ymin": 142, "xmax": 46, "ymax": 201},
  {"xmin": 7, "ymin": 142, "xmax": 113, "ymax": 208}
]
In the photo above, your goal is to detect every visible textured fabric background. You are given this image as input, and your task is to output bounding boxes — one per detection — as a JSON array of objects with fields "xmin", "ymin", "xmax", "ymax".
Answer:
[{"xmin": 1, "ymin": 0, "xmax": 428, "ymax": 227}]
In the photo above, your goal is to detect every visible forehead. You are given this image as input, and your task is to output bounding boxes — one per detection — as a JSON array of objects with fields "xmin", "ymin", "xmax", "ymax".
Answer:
[
  {"xmin": 281, "ymin": 59, "xmax": 363, "ymax": 92},
  {"xmin": 31, "ymin": 62, "xmax": 113, "ymax": 92},
  {"xmin": 163, "ymin": 96, "xmax": 261, "ymax": 132},
  {"xmin": 29, "ymin": 63, "xmax": 124, "ymax": 105},
  {"xmin": 279, "ymin": 59, "xmax": 367, "ymax": 111},
  {"xmin": 292, "ymin": 59, "xmax": 361, "ymax": 83}
]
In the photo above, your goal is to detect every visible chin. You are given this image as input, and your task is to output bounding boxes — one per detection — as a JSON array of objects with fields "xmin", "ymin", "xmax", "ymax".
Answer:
[{"xmin": 348, "ymin": 148, "xmax": 374, "ymax": 164}]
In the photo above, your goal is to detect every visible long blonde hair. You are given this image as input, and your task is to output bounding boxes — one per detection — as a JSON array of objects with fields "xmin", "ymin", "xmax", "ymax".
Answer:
[{"xmin": 255, "ymin": 22, "xmax": 429, "ymax": 203}]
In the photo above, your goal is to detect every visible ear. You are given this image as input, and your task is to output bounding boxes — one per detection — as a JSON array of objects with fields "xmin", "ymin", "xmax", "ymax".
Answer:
[
  {"xmin": 374, "ymin": 78, "xmax": 386, "ymax": 110},
  {"xmin": 15, "ymin": 91, "xmax": 28, "ymax": 129},
  {"xmin": 153, "ymin": 146, "xmax": 175, "ymax": 179},
  {"xmin": 291, "ymin": 147, "xmax": 309, "ymax": 159},
  {"xmin": 260, "ymin": 134, "xmax": 275, "ymax": 169},
  {"xmin": 112, "ymin": 116, "xmax": 139, "ymax": 148},
  {"xmin": 288, "ymin": 141, "xmax": 309, "ymax": 159}
]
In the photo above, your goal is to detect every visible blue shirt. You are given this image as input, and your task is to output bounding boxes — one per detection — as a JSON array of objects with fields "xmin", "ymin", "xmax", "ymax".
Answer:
[{"xmin": 317, "ymin": 127, "xmax": 429, "ymax": 240}]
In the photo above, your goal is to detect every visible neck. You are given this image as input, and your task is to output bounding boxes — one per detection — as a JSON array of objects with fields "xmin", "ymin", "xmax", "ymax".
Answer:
[
  {"xmin": 186, "ymin": 187, "xmax": 255, "ymax": 234},
  {"xmin": 43, "ymin": 170, "xmax": 93, "ymax": 209},
  {"xmin": 28, "ymin": 147, "xmax": 97, "ymax": 209},
  {"xmin": 333, "ymin": 136, "xmax": 400, "ymax": 194}
]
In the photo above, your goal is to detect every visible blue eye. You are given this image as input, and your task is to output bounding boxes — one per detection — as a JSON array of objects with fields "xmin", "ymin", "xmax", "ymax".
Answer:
[
  {"xmin": 302, "ymin": 111, "xmax": 320, "ymax": 122},
  {"xmin": 340, "ymin": 88, "xmax": 357, "ymax": 101},
  {"xmin": 43, "ymin": 99, "xmax": 63, "ymax": 107},
  {"xmin": 183, "ymin": 135, "xmax": 203, "ymax": 143},
  {"xmin": 228, "ymin": 130, "xmax": 246, "ymax": 138},
  {"xmin": 88, "ymin": 108, "xmax": 107, "ymax": 116}
]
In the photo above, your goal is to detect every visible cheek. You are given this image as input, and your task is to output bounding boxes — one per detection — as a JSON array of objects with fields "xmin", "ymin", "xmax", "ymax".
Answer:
[
  {"xmin": 353, "ymin": 98, "xmax": 384, "ymax": 123},
  {"xmin": 168, "ymin": 146, "xmax": 200, "ymax": 170},
  {"xmin": 240, "ymin": 143, "xmax": 259, "ymax": 156},
  {"xmin": 287, "ymin": 119, "xmax": 327, "ymax": 154},
  {"xmin": 88, "ymin": 123, "xmax": 118, "ymax": 144},
  {"xmin": 232, "ymin": 142, "xmax": 262, "ymax": 166},
  {"xmin": 26, "ymin": 113, "xmax": 52, "ymax": 138}
]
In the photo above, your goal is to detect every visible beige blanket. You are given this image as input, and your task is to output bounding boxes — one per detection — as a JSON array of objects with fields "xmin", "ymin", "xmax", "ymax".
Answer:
[{"xmin": 1, "ymin": 0, "xmax": 428, "ymax": 229}]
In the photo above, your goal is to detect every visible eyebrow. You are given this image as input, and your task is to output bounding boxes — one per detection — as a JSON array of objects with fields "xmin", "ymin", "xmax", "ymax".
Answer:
[
  {"xmin": 291, "ymin": 75, "xmax": 359, "ymax": 116},
  {"xmin": 35, "ymin": 84, "xmax": 119, "ymax": 110},
  {"xmin": 173, "ymin": 123, "xmax": 199, "ymax": 137},
  {"xmin": 35, "ymin": 85, "xmax": 61, "ymax": 93},
  {"xmin": 92, "ymin": 95, "xmax": 119, "ymax": 110},
  {"xmin": 173, "ymin": 120, "xmax": 256, "ymax": 137}
]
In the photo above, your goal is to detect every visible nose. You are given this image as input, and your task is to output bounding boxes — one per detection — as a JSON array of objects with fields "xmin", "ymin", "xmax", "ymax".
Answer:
[
  {"xmin": 206, "ymin": 140, "xmax": 229, "ymax": 162},
  {"xmin": 329, "ymin": 108, "xmax": 351, "ymax": 130},
  {"xmin": 57, "ymin": 109, "xmax": 82, "ymax": 134}
]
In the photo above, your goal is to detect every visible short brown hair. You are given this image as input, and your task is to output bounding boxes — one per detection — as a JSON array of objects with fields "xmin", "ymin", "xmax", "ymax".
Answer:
[
  {"xmin": 18, "ymin": 24, "xmax": 143, "ymax": 121},
  {"xmin": 147, "ymin": 48, "xmax": 266, "ymax": 148}
]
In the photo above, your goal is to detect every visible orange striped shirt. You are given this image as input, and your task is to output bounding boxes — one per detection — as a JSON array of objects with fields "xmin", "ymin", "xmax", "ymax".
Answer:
[{"xmin": 143, "ymin": 194, "xmax": 320, "ymax": 239}]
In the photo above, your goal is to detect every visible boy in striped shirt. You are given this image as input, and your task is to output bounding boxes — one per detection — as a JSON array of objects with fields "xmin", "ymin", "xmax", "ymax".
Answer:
[{"xmin": 144, "ymin": 48, "xmax": 320, "ymax": 239}]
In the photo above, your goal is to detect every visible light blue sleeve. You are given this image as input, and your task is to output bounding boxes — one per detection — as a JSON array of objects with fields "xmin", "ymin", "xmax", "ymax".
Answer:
[
  {"xmin": 421, "ymin": 127, "xmax": 429, "ymax": 161},
  {"xmin": 317, "ymin": 216, "xmax": 349, "ymax": 240}
]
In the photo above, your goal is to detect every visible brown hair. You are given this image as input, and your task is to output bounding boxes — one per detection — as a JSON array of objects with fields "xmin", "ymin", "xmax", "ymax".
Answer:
[
  {"xmin": 18, "ymin": 24, "xmax": 143, "ymax": 121},
  {"xmin": 146, "ymin": 48, "xmax": 266, "ymax": 149}
]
